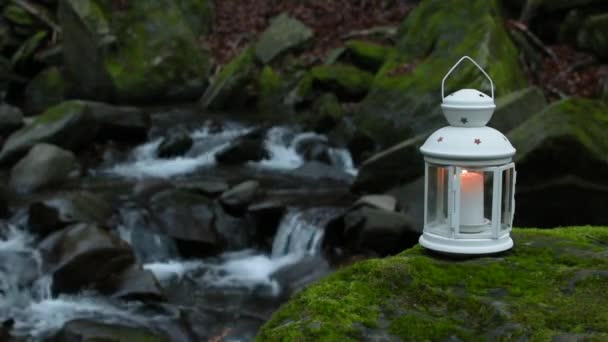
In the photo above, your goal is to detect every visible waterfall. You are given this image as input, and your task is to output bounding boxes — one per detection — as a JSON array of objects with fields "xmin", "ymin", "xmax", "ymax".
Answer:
[{"xmin": 271, "ymin": 209, "xmax": 333, "ymax": 258}]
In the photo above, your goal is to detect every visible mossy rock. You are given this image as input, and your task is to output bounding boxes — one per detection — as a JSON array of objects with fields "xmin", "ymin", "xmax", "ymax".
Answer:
[
  {"xmin": 59, "ymin": 0, "xmax": 212, "ymax": 102},
  {"xmin": 490, "ymin": 86, "xmax": 547, "ymax": 133},
  {"xmin": 309, "ymin": 64, "xmax": 374, "ymax": 101},
  {"xmin": 201, "ymin": 47, "xmax": 257, "ymax": 110},
  {"xmin": 258, "ymin": 227, "xmax": 608, "ymax": 341},
  {"xmin": 508, "ymin": 98, "xmax": 608, "ymax": 227},
  {"xmin": 24, "ymin": 67, "xmax": 67, "ymax": 115},
  {"xmin": 0, "ymin": 100, "xmax": 98, "ymax": 164},
  {"xmin": 257, "ymin": 66, "xmax": 290, "ymax": 120},
  {"xmin": 356, "ymin": 0, "xmax": 528, "ymax": 147},
  {"xmin": 255, "ymin": 13, "xmax": 313, "ymax": 64},
  {"xmin": 344, "ymin": 40, "xmax": 395, "ymax": 72},
  {"xmin": 577, "ymin": 13, "xmax": 608, "ymax": 60}
]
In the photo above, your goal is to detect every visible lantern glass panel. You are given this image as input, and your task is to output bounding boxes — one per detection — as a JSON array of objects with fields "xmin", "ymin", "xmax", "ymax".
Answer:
[
  {"xmin": 501, "ymin": 167, "xmax": 515, "ymax": 233},
  {"xmin": 426, "ymin": 165, "xmax": 449, "ymax": 237}
]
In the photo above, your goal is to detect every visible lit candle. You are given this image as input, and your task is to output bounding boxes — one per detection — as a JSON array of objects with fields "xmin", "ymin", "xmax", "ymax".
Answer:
[{"xmin": 459, "ymin": 170, "xmax": 484, "ymax": 227}]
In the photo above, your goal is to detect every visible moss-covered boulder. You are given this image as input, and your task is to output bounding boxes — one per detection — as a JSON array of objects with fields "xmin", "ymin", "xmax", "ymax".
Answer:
[
  {"xmin": 255, "ymin": 13, "xmax": 313, "ymax": 64},
  {"xmin": 0, "ymin": 100, "xmax": 97, "ymax": 164},
  {"xmin": 490, "ymin": 86, "xmax": 547, "ymax": 133},
  {"xmin": 508, "ymin": 98, "xmax": 608, "ymax": 227},
  {"xmin": 200, "ymin": 47, "xmax": 257, "ymax": 110},
  {"xmin": 259, "ymin": 227, "xmax": 608, "ymax": 341},
  {"xmin": 24, "ymin": 67, "xmax": 67, "ymax": 115},
  {"xmin": 344, "ymin": 40, "xmax": 395, "ymax": 72},
  {"xmin": 257, "ymin": 66, "xmax": 290, "ymax": 119},
  {"xmin": 356, "ymin": 0, "xmax": 528, "ymax": 147},
  {"xmin": 578, "ymin": 13, "xmax": 608, "ymax": 60},
  {"xmin": 309, "ymin": 64, "xmax": 374, "ymax": 101},
  {"xmin": 58, "ymin": 0, "xmax": 212, "ymax": 102}
]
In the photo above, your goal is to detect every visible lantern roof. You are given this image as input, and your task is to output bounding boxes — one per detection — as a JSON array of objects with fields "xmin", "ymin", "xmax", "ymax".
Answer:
[
  {"xmin": 443, "ymin": 88, "xmax": 494, "ymax": 108},
  {"xmin": 420, "ymin": 126, "xmax": 515, "ymax": 165}
]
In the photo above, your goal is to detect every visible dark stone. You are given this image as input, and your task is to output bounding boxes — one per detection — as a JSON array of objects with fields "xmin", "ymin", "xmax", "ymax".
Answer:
[
  {"xmin": 105, "ymin": 265, "xmax": 165, "ymax": 301},
  {"xmin": 50, "ymin": 319, "xmax": 169, "ymax": 342},
  {"xmin": 215, "ymin": 128, "xmax": 269, "ymax": 164},
  {"xmin": 23, "ymin": 67, "xmax": 66, "ymax": 115},
  {"xmin": 293, "ymin": 161, "xmax": 355, "ymax": 183},
  {"xmin": 38, "ymin": 223, "xmax": 135, "ymax": 295},
  {"xmin": 248, "ymin": 200, "xmax": 287, "ymax": 246},
  {"xmin": 213, "ymin": 202, "xmax": 254, "ymax": 250},
  {"xmin": 178, "ymin": 179, "xmax": 229, "ymax": 197},
  {"xmin": 157, "ymin": 130, "xmax": 193, "ymax": 158},
  {"xmin": 86, "ymin": 101, "xmax": 149, "ymax": 143},
  {"xmin": 0, "ymin": 103, "xmax": 23, "ymax": 136},
  {"xmin": 220, "ymin": 180, "xmax": 262, "ymax": 212},
  {"xmin": 132, "ymin": 179, "xmax": 174, "ymax": 202},
  {"xmin": 9, "ymin": 144, "xmax": 77, "ymax": 194},
  {"xmin": 270, "ymin": 255, "xmax": 330, "ymax": 298}
]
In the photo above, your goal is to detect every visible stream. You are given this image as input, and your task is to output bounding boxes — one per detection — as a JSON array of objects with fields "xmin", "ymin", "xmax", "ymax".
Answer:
[{"xmin": 0, "ymin": 117, "xmax": 358, "ymax": 341}]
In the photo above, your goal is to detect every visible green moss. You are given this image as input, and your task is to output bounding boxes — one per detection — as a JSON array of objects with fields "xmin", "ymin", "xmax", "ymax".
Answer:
[
  {"xmin": 258, "ymin": 227, "xmax": 608, "ymax": 341},
  {"xmin": 356, "ymin": 0, "xmax": 528, "ymax": 147},
  {"xmin": 33, "ymin": 101, "xmax": 88, "ymax": 125},
  {"xmin": 310, "ymin": 64, "xmax": 374, "ymax": 100},
  {"xmin": 201, "ymin": 47, "xmax": 257, "ymax": 109},
  {"xmin": 344, "ymin": 40, "xmax": 394, "ymax": 71},
  {"xmin": 257, "ymin": 66, "xmax": 288, "ymax": 120}
]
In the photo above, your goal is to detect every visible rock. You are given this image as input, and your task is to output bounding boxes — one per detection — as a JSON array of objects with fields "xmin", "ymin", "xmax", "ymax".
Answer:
[
  {"xmin": 178, "ymin": 179, "xmax": 229, "ymax": 197},
  {"xmin": 309, "ymin": 64, "xmax": 374, "ymax": 101},
  {"xmin": 344, "ymin": 40, "xmax": 394, "ymax": 72},
  {"xmin": 85, "ymin": 101, "xmax": 149, "ymax": 143},
  {"xmin": 38, "ymin": 223, "xmax": 135, "ymax": 295},
  {"xmin": 577, "ymin": 13, "xmax": 608, "ymax": 60},
  {"xmin": 215, "ymin": 128, "xmax": 268, "ymax": 164},
  {"xmin": 148, "ymin": 189, "xmax": 220, "ymax": 257},
  {"xmin": 257, "ymin": 66, "xmax": 289, "ymax": 119},
  {"xmin": 352, "ymin": 133, "xmax": 426, "ymax": 193},
  {"xmin": 220, "ymin": 180, "xmax": 261, "ymax": 212},
  {"xmin": 157, "ymin": 130, "xmax": 193, "ymax": 158},
  {"xmin": 343, "ymin": 207, "xmax": 418, "ymax": 256},
  {"xmin": 51, "ymin": 319, "xmax": 169, "ymax": 342},
  {"xmin": 255, "ymin": 13, "xmax": 313, "ymax": 64},
  {"xmin": 270, "ymin": 255, "xmax": 330, "ymax": 297},
  {"xmin": 28, "ymin": 191, "xmax": 113, "ymax": 238},
  {"xmin": 353, "ymin": 195, "xmax": 397, "ymax": 212},
  {"xmin": 490, "ymin": 86, "xmax": 547, "ymax": 133},
  {"xmin": 106, "ymin": 265, "xmax": 164, "ymax": 301},
  {"xmin": 213, "ymin": 202, "xmax": 253, "ymax": 250},
  {"xmin": 306, "ymin": 93, "xmax": 344, "ymax": 133},
  {"xmin": 24, "ymin": 67, "xmax": 66, "ymax": 115},
  {"xmin": 0, "ymin": 101, "xmax": 97, "ymax": 165},
  {"xmin": 132, "ymin": 179, "xmax": 174, "ymax": 201},
  {"xmin": 59, "ymin": 0, "xmax": 212, "ymax": 102},
  {"xmin": 0, "ymin": 103, "xmax": 23, "ymax": 136},
  {"xmin": 200, "ymin": 47, "xmax": 257, "ymax": 110},
  {"xmin": 293, "ymin": 161, "xmax": 355, "ymax": 183},
  {"xmin": 508, "ymin": 98, "xmax": 608, "ymax": 226},
  {"xmin": 248, "ymin": 200, "xmax": 287, "ymax": 246},
  {"xmin": 294, "ymin": 134, "xmax": 331, "ymax": 164},
  {"xmin": 259, "ymin": 227, "xmax": 608, "ymax": 341},
  {"xmin": 9, "ymin": 144, "xmax": 77, "ymax": 194},
  {"xmin": 357, "ymin": 0, "xmax": 527, "ymax": 147}
]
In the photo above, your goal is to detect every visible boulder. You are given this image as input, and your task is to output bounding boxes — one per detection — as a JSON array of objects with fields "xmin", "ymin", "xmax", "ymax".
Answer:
[
  {"xmin": 343, "ymin": 207, "xmax": 419, "ymax": 256},
  {"xmin": 352, "ymin": 195, "xmax": 398, "ymax": 212},
  {"xmin": 270, "ymin": 255, "xmax": 330, "ymax": 298},
  {"xmin": 215, "ymin": 128, "xmax": 268, "ymax": 164},
  {"xmin": 9, "ymin": 143, "xmax": 77, "ymax": 194},
  {"xmin": 23, "ymin": 67, "xmax": 66, "ymax": 115},
  {"xmin": 306, "ymin": 93, "xmax": 344, "ymax": 133},
  {"xmin": 490, "ymin": 86, "xmax": 547, "ymax": 133},
  {"xmin": 200, "ymin": 47, "xmax": 257, "ymax": 110},
  {"xmin": 343, "ymin": 40, "xmax": 394, "ymax": 72},
  {"xmin": 508, "ymin": 98, "xmax": 608, "ymax": 227},
  {"xmin": 294, "ymin": 134, "xmax": 331, "ymax": 165},
  {"xmin": 51, "ymin": 319, "xmax": 169, "ymax": 342},
  {"xmin": 28, "ymin": 191, "xmax": 113, "ymax": 238},
  {"xmin": 38, "ymin": 223, "xmax": 135, "ymax": 295},
  {"xmin": 357, "ymin": 0, "xmax": 528, "ymax": 147},
  {"xmin": 220, "ymin": 180, "xmax": 261, "ymax": 212},
  {"xmin": 248, "ymin": 200, "xmax": 287, "ymax": 246},
  {"xmin": 157, "ymin": 130, "xmax": 193, "ymax": 158},
  {"xmin": 0, "ymin": 101, "xmax": 97, "ymax": 164},
  {"xmin": 85, "ymin": 101, "xmax": 149, "ymax": 143},
  {"xmin": 309, "ymin": 64, "xmax": 374, "ymax": 101},
  {"xmin": 293, "ymin": 161, "xmax": 355, "ymax": 183},
  {"xmin": 213, "ymin": 202, "xmax": 254, "ymax": 250},
  {"xmin": 105, "ymin": 265, "xmax": 164, "ymax": 301},
  {"xmin": 257, "ymin": 66, "xmax": 289, "ymax": 119},
  {"xmin": 259, "ymin": 227, "xmax": 608, "ymax": 341},
  {"xmin": 148, "ymin": 189, "xmax": 221, "ymax": 257},
  {"xmin": 0, "ymin": 103, "xmax": 23, "ymax": 136},
  {"xmin": 577, "ymin": 13, "xmax": 608, "ymax": 60},
  {"xmin": 178, "ymin": 179, "xmax": 229, "ymax": 197},
  {"xmin": 352, "ymin": 133, "xmax": 426, "ymax": 193},
  {"xmin": 58, "ymin": 0, "xmax": 212, "ymax": 102},
  {"xmin": 254, "ymin": 13, "xmax": 313, "ymax": 64}
]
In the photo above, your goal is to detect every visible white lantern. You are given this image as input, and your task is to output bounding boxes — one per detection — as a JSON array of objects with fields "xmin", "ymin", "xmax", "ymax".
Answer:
[{"xmin": 419, "ymin": 56, "xmax": 517, "ymax": 254}]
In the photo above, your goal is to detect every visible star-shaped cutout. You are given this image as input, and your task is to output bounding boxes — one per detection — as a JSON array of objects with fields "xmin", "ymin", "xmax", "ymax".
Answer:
[
  {"xmin": 460, "ymin": 117, "xmax": 468, "ymax": 124},
  {"xmin": 474, "ymin": 138, "xmax": 481, "ymax": 145},
  {"xmin": 437, "ymin": 137, "xmax": 443, "ymax": 142}
]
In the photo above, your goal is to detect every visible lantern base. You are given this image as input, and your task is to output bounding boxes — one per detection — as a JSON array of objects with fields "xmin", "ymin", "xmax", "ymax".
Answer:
[{"xmin": 419, "ymin": 232, "xmax": 513, "ymax": 255}]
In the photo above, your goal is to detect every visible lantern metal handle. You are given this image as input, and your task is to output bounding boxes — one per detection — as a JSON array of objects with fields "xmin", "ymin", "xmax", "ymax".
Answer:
[{"xmin": 441, "ymin": 56, "xmax": 494, "ymax": 100}]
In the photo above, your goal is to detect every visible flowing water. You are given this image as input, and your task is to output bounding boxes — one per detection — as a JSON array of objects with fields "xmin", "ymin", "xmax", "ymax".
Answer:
[{"xmin": 0, "ymin": 122, "xmax": 354, "ymax": 340}]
